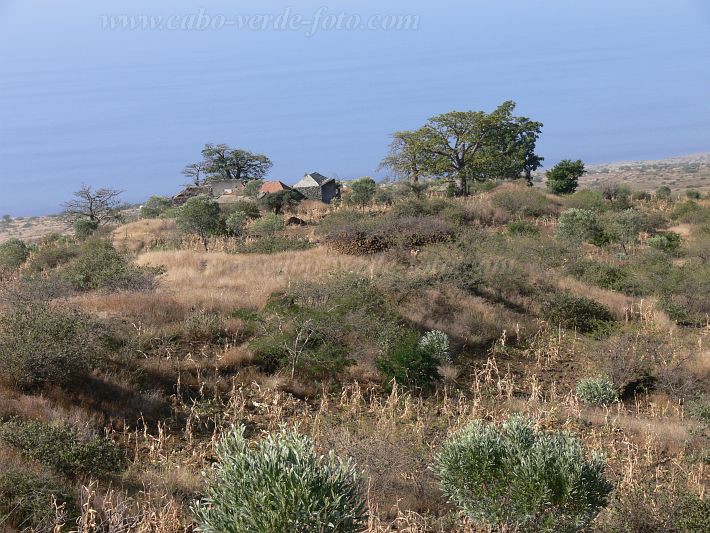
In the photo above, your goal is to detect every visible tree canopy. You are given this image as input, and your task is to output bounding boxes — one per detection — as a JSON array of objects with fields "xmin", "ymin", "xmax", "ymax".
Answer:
[
  {"xmin": 546, "ymin": 160, "xmax": 586, "ymax": 195},
  {"xmin": 381, "ymin": 101, "xmax": 543, "ymax": 194},
  {"xmin": 176, "ymin": 194, "xmax": 221, "ymax": 250},
  {"xmin": 62, "ymin": 185, "xmax": 124, "ymax": 224},
  {"xmin": 199, "ymin": 144, "xmax": 272, "ymax": 182}
]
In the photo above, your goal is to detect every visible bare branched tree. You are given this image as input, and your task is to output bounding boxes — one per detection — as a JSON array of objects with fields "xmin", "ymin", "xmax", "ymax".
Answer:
[{"xmin": 62, "ymin": 185, "xmax": 124, "ymax": 224}]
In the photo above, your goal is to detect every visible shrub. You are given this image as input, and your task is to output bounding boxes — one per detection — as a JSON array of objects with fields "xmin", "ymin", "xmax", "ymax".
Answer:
[
  {"xmin": 237, "ymin": 236, "xmax": 313, "ymax": 254},
  {"xmin": 74, "ymin": 218, "xmax": 99, "ymax": 239},
  {"xmin": 259, "ymin": 190, "xmax": 302, "ymax": 214},
  {"xmin": 491, "ymin": 187, "xmax": 555, "ymax": 218},
  {"xmin": 326, "ymin": 215, "xmax": 453, "ymax": 255},
  {"xmin": 0, "ymin": 419, "xmax": 124, "ymax": 477},
  {"xmin": 0, "ymin": 237, "xmax": 29, "ymax": 271},
  {"xmin": 25, "ymin": 239, "xmax": 80, "ymax": 273},
  {"xmin": 648, "ymin": 231, "xmax": 682, "ymax": 253},
  {"xmin": 391, "ymin": 198, "xmax": 451, "ymax": 217},
  {"xmin": 140, "ymin": 195, "xmax": 174, "ymax": 218},
  {"xmin": 556, "ymin": 208, "xmax": 602, "ymax": 244},
  {"xmin": 0, "ymin": 466, "xmax": 74, "ymax": 530},
  {"xmin": 63, "ymin": 239, "xmax": 160, "ymax": 291},
  {"xmin": 250, "ymin": 213, "xmax": 285, "ymax": 236},
  {"xmin": 631, "ymin": 190, "xmax": 651, "ymax": 201},
  {"xmin": 228, "ymin": 200, "xmax": 261, "ymax": 219},
  {"xmin": 434, "ymin": 416, "xmax": 612, "ymax": 532},
  {"xmin": 656, "ymin": 186, "xmax": 672, "ymax": 199},
  {"xmin": 0, "ymin": 303, "xmax": 108, "ymax": 390},
  {"xmin": 685, "ymin": 189, "xmax": 702, "ymax": 199},
  {"xmin": 564, "ymin": 189, "xmax": 608, "ymax": 212},
  {"xmin": 506, "ymin": 220, "xmax": 540, "ymax": 236},
  {"xmin": 565, "ymin": 260, "xmax": 644, "ymax": 295},
  {"xmin": 544, "ymin": 292, "xmax": 615, "ymax": 334},
  {"xmin": 576, "ymin": 376, "xmax": 617, "ymax": 405},
  {"xmin": 346, "ymin": 176, "xmax": 377, "ymax": 208},
  {"xmin": 176, "ymin": 194, "xmax": 222, "ymax": 250},
  {"xmin": 602, "ymin": 484, "xmax": 709, "ymax": 533},
  {"xmin": 225, "ymin": 210, "xmax": 248, "ymax": 237},
  {"xmin": 193, "ymin": 426, "xmax": 367, "ymax": 533},
  {"xmin": 419, "ymin": 330, "xmax": 450, "ymax": 363},
  {"xmin": 670, "ymin": 201, "xmax": 710, "ymax": 224},
  {"xmin": 376, "ymin": 330, "xmax": 440, "ymax": 390}
]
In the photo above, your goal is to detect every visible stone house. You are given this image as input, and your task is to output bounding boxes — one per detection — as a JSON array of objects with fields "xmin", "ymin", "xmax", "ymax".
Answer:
[{"xmin": 293, "ymin": 172, "xmax": 340, "ymax": 204}]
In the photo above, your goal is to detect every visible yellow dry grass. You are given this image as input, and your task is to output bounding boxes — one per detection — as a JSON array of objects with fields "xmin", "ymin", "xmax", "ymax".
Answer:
[
  {"xmin": 135, "ymin": 246, "xmax": 384, "ymax": 310},
  {"xmin": 112, "ymin": 218, "xmax": 180, "ymax": 253}
]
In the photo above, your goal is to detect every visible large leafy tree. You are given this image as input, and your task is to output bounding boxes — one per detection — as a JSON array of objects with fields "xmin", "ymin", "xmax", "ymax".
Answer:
[
  {"xmin": 200, "ymin": 144, "xmax": 272, "ymax": 182},
  {"xmin": 382, "ymin": 102, "xmax": 543, "ymax": 195}
]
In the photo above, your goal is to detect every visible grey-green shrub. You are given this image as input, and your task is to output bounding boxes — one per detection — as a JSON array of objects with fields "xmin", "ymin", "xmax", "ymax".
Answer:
[
  {"xmin": 434, "ymin": 416, "xmax": 612, "ymax": 532},
  {"xmin": 0, "ymin": 419, "xmax": 124, "ymax": 477},
  {"xmin": 419, "ymin": 330, "xmax": 450, "ymax": 363},
  {"xmin": 140, "ymin": 195, "xmax": 174, "ymax": 219},
  {"xmin": 556, "ymin": 208, "xmax": 602, "ymax": 243},
  {"xmin": 0, "ymin": 237, "xmax": 29, "ymax": 271},
  {"xmin": 576, "ymin": 376, "xmax": 617, "ymax": 405},
  {"xmin": 193, "ymin": 426, "xmax": 367, "ymax": 533},
  {"xmin": 0, "ymin": 303, "xmax": 108, "ymax": 389},
  {"xmin": 63, "ymin": 239, "xmax": 160, "ymax": 291}
]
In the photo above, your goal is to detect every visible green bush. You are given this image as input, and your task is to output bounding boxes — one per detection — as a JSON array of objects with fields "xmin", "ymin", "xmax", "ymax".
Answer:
[
  {"xmin": 225, "ymin": 210, "xmax": 248, "ymax": 237},
  {"xmin": 0, "ymin": 237, "xmax": 29, "ymax": 271},
  {"xmin": 250, "ymin": 213, "xmax": 285, "ymax": 236},
  {"xmin": 648, "ymin": 231, "xmax": 682, "ymax": 253},
  {"xmin": 237, "ymin": 236, "xmax": 313, "ymax": 254},
  {"xmin": 670, "ymin": 201, "xmax": 710, "ymax": 224},
  {"xmin": 544, "ymin": 292, "xmax": 615, "ymax": 334},
  {"xmin": 565, "ymin": 260, "xmax": 645, "ymax": 295},
  {"xmin": 556, "ymin": 208, "xmax": 603, "ymax": 244},
  {"xmin": 0, "ymin": 303, "xmax": 108, "ymax": 390},
  {"xmin": 631, "ymin": 190, "xmax": 651, "ymax": 201},
  {"xmin": 63, "ymin": 239, "xmax": 160, "ymax": 291},
  {"xmin": 564, "ymin": 189, "xmax": 608, "ymax": 212},
  {"xmin": 74, "ymin": 218, "xmax": 100, "ymax": 239},
  {"xmin": 576, "ymin": 376, "xmax": 617, "ymax": 405},
  {"xmin": 0, "ymin": 466, "xmax": 74, "ymax": 530},
  {"xmin": 506, "ymin": 220, "xmax": 540, "ymax": 236},
  {"xmin": 391, "ymin": 198, "xmax": 451, "ymax": 217},
  {"xmin": 140, "ymin": 195, "xmax": 174, "ymax": 219},
  {"xmin": 434, "ymin": 416, "xmax": 612, "ymax": 532},
  {"xmin": 193, "ymin": 426, "xmax": 367, "ymax": 533},
  {"xmin": 656, "ymin": 186, "xmax": 672, "ymax": 200},
  {"xmin": 0, "ymin": 419, "xmax": 124, "ymax": 477},
  {"xmin": 685, "ymin": 189, "xmax": 702, "ymax": 200},
  {"xmin": 25, "ymin": 239, "xmax": 80, "ymax": 273},
  {"xmin": 376, "ymin": 330, "xmax": 440, "ymax": 390},
  {"xmin": 492, "ymin": 187, "xmax": 555, "ymax": 218},
  {"xmin": 223, "ymin": 200, "xmax": 261, "ymax": 220}
]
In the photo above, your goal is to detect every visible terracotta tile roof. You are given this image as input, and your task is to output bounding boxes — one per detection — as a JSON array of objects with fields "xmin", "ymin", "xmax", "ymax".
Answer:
[{"xmin": 260, "ymin": 181, "xmax": 290, "ymax": 194}]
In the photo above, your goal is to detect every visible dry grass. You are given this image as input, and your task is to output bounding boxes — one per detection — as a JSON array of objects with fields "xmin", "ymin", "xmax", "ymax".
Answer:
[
  {"xmin": 134, "ymin": 246, "xmax": 384, "ymax": 310},
  {"xmin": 112, "ymin": 218, "xmax": 181, "ymax": 253}
]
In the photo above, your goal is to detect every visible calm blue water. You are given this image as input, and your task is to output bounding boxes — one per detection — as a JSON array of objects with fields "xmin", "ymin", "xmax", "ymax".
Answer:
[{"xmin": 1, "ymin": 0, "xmax": 709, "ymax": 215}]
